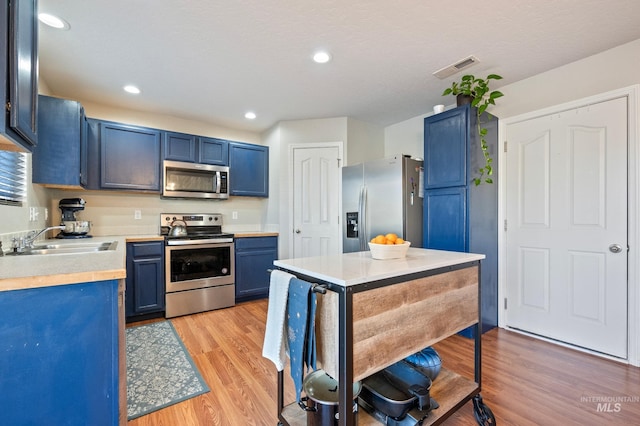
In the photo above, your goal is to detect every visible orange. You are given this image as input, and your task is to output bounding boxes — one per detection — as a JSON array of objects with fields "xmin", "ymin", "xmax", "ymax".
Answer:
[
  {"xmin": 395, "ymin": 238, "xmax": 405, "ymax": 245},
  {"xmin": 373, "ymin": 235, "xmax": 386, "ymax": 244},
  {"xmin": 385, "ymin": 233, "xmax": 398, "ymax": 243},
  {"xmin": 386, "ymin": 240, "xmax": 395, "ymax": 245}
]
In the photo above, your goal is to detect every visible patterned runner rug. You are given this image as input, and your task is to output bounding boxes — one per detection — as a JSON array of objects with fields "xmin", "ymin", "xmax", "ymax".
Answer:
[{"xmin": 126, "ymin": 321, "xmax": 209, "ymax": 420}]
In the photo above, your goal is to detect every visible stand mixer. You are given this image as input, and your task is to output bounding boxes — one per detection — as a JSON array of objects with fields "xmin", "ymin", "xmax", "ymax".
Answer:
[{"xmin": 57, "ymin": 198, "xmax": 92, "ymax": 238}]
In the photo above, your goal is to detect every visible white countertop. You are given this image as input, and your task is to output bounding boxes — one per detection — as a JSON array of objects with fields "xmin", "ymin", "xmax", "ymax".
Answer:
[
  {"xmin": 273, "ymin": 248, "xmax": 485, "ymax": 287},
  {"xmin": 0, "ymin": 236, "xmax": 127, "ymax": 291}
]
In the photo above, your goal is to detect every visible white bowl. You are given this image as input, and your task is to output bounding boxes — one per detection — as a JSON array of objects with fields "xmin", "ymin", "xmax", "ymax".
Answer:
[{"xmin": 368, "ymin": 241, "xmax": 411, "ymax": 260}]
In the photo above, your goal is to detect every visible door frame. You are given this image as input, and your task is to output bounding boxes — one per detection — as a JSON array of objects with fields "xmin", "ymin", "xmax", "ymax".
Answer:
[
  {"xmin": 498, "ymin": 85, "xmax": 640, "ymax": 366},
  {"xmin": 288, "ymin": 142, "xmax": 344, "ymax": 258}
]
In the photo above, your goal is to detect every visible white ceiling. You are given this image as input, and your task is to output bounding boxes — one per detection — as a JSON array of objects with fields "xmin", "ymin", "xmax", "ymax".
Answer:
[{"xmin": 38, "ymin": 0, "xmax": 640, "ymax": 134}]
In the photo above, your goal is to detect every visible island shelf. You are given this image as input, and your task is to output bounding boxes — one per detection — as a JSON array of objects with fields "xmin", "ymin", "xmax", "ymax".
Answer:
[{"xmin": 272, "ymin": 248, "xmax": 494, "ymax": 425}]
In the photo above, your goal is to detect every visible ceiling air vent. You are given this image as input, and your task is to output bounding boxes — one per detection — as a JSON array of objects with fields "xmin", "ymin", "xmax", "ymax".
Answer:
[{"xmin": 433, "ymin": 55, "xmax": 479, "ymax": 79}]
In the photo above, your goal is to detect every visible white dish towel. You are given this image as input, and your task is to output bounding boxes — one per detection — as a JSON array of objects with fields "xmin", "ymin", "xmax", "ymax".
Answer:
[{"xmin": 262, "ymin": 269, "xmax": 294, "ymax": 371}]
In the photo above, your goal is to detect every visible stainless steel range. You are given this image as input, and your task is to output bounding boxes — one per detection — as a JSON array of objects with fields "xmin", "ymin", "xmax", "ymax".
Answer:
[{"xmin": 160, "ymin": 213, "xmax": 235, "ymax": 318}]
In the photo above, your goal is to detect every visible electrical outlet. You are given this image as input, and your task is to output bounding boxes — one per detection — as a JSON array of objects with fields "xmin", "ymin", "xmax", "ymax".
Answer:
[
  {"xmin": 134, "ymin": 210, "xmax": 142, "ymax": 220},
  {"xmin": 45, "ymin": 208, "xmax": 48, "ymax": 221},
  {"xmin": 232, "ymin": 211, "xmax": 238, "ymax": 220},
  {"xmin": 29, "ymin": 207, "xmax": 39, "ymax": 222}
]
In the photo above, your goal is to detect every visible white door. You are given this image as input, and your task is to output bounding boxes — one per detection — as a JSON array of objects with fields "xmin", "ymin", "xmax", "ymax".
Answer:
[
  {"xmin": 505, "ymin": 96, "xmax": 628, "ymax": 358},
  {"xmin": 292, "ymin": 145, "xmax": 341, "ymax": 258}
]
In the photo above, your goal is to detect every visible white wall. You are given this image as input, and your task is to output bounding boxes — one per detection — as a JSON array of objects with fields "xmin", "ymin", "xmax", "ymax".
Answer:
[
  {"xmin": 346, "ymin": 117, "xmax": 385, "ymax": 165},
  {"xmin": 79, "ymin": 100, "xmax": 260, "ymax": 144},
  {"xmin": 9, "ymin": 38, "xmax": 638, "ymax": 252},
  {"xmin": 263, "ymin": 116, "xmax": 385, "ymax": 258},
  {"xmin": 0, "ymin": 79, "xmax": 54, "ymax": 249},
  {"xmin": 385, "ymin": 38, "xmax": 640, "ymax": 155}
]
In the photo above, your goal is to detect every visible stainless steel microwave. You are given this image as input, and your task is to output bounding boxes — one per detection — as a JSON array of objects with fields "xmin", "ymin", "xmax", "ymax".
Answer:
[{"xmin": 163, "ymin": 160, "xmax": 229, "ymax": 199}]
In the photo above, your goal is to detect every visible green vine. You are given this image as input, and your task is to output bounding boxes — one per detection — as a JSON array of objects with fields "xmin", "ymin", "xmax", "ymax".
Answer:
[{"xmin": 442, "ymin": 74, "xmax": 503, "ymax": 185}]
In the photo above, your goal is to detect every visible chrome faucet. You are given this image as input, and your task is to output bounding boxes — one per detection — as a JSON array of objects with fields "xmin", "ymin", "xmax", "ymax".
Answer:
[{"xmin": 18, "ymin": 226, "xmax": 66, "ymax": 252}]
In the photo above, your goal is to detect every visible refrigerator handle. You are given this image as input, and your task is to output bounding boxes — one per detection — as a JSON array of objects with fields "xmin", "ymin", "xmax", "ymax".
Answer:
[{"xmin": 359, "ymin": 185, "xmax": 367, "ymax": 251}]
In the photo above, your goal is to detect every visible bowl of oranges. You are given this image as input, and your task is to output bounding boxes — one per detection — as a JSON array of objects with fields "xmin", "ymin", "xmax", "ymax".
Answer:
[{"xmin": 368, "ymin": 233, "xmax": 411, "ymax": 260}]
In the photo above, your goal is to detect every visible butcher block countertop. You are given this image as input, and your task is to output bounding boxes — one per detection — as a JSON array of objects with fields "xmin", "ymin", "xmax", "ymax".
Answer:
[
  {"xmin": 124, "ymin": 235, "xmax": 165, "ymax": 242},
  {"xmin": 0, "ymin": 236, "xmax": 127, "ymax": 292},
  {"xmin": 274, "ymin": 247, "xmax": 485, "ymax": 287},
  {"xmin": 233, "ymin": 232, "xmax": 279, "ymax": 238}
]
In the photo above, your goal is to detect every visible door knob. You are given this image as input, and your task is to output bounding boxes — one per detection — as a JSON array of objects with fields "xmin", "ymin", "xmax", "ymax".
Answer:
[
  {"xmin": 295, "ymin": 229, "xmax": 301, "ymax": 234},
  {"xmin": 609, "ymin": 244, "xmax": 623, "ymax": 253}
]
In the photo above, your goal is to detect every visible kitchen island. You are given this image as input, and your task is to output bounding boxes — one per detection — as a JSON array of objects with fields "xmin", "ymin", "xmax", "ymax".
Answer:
[
  {"xmin": 273, "ymin": 247, "xmax": 489, "ymax": 426},
  {"xmin": 0, "ymin": 236, "xmax": 127, "ymax": 426}
]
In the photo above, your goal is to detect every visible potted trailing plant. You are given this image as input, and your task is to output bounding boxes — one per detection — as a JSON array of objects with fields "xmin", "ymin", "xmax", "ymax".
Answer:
[{"xmin": 442, "ymin": 74, "xmax": 503, "ymax": 185}]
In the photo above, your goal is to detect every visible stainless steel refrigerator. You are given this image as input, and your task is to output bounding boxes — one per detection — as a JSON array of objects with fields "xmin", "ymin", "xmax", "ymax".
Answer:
[{"xmin": 342, "ymin": 154, "xmax": 423, "ymax": 253}]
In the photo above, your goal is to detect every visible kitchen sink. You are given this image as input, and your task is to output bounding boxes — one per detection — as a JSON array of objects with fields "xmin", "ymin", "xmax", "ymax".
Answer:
[{"xmin": 4, "ymin": 241, "xmax": 118, "ymax": 256}]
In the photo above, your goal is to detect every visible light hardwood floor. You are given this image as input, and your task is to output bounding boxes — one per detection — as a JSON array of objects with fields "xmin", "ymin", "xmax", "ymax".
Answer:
[{"xmin": 127, "ymin": 299, "xmax": 640, "ymax": 425}]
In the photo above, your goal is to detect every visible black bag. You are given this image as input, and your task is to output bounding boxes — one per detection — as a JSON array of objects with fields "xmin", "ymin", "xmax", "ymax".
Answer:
[{"xmin": 359, "ymin": 359, "xmax": 437, "ymax": 422}]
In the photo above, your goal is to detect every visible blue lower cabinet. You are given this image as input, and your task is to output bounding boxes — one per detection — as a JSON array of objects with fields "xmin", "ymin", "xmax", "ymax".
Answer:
[
  {"xmin": 0, "ymin": 280, "xmax": 121, "ymax": 425},
  {"xmin": 125, "ymin": 241, "xmax": 165, "ymax": 319},
  {"xmin": 235, "ymin": 236, "xmax": 278, "ymax": 302}
]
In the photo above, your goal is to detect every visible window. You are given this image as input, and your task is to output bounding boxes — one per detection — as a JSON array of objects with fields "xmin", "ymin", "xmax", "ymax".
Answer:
[{"xmin": 0, "ymin": 150, "xmax": 27, "ymax": 206}]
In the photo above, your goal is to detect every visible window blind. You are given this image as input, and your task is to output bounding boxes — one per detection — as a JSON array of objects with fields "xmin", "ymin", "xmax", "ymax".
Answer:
[{"xmin": 0, "ymin": 150, "xmax": 27, "ymax": 206}]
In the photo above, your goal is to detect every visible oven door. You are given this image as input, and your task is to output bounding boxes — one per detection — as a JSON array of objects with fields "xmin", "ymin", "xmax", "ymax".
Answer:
[{"xmin": 166, "ymin": 242, "xmax": 235, "ymax": 293}]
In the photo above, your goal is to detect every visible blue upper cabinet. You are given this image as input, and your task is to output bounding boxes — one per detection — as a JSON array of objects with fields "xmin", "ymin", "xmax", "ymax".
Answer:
[
  {"xmin": 163, "ymin": 133, "xmax": 228, "ymax": 165},
  {"xmin": 198, "ymin": 137, "xmax": 229, "ymax": 165},
  {"xmin": 229, "ymin": 141, "xmax": 269, "ymax": 197},
  {"xmin": 163, "ymin": 131, "xmax": 196, "ymax": 162},
  {"xmin": 0, "ymin": 0, "xmax": 38, "ymax": 151},
  {"xmin": 424, "ymin": 106, "xmax": 469, "ymax": 189},
  {"xmin": 99, "ymin": 121, "xmax": 162, "ymax": 192},
  {"xmin": 32, "ymin": 95, "xmax": 86, "ymax": 188}
]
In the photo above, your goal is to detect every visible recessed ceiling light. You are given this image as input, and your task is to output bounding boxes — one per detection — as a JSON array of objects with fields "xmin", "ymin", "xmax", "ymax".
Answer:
[
  {"xmin": 313, "ymin": 51, "xmax": 331, "ymax": 64},
  {"xmin": 38, "ymin": 13, "xmax": 70, "ymax": 30},
  {"xmin": 244, "ymin": 112, "xmax": 257, "ymax": 120},
  {"xmin": 123, "ymin": 85, "xmax": 141, "ymax": 94}
]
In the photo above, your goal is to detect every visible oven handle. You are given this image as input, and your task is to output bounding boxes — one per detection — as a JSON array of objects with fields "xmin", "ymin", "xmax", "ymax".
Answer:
[{"xmin": 166, "ymin": 238, "xmax": 234, "ymax": 246}]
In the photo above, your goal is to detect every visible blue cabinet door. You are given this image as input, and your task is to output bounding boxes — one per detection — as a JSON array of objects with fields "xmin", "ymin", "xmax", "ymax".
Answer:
[
  {"xmin": 198, "ymin": 137, "xmax": 229, "ymax": 165},
  {"xmin": 229, "ymin": 142, "xmax": 269, "ymax": 197},
  {"xmin": 235, "ymin": 236, "xmax": 278, "ymax": 302},
  {"xmin": 163, "ymin": 134, "xmax": 228, "ymax": 165},
  {"xmin": 424, "ymin": 107, "xmax": 468, "ymax": 189},
  {"xmin": 164, "ymin": 131, "xmax": 196, "ymax": 162},
  {"xmin": 0, "ymin": 280, "xmax": 120, "ymax": 425},
  {"xmin": 32, "ymin": 95, "xmax": 84, "ymax": 187},
  {"xmin": 100, "ymin": 121, "xmax": 162, "ymax": 191},
  {"xmin": 125, "ymin": 241, "xmax": 165, "ymax": 318},
  {"xmin": 1, "ymin": 0, "xmax": 38, "ymax": 150},
  {"xmin": 423, "ymin": 186, "xmax": 467, "ymax": 252}
]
